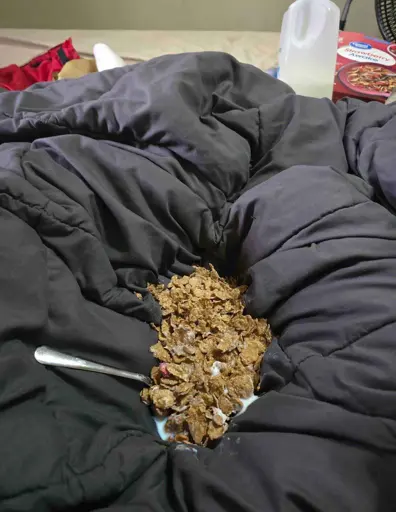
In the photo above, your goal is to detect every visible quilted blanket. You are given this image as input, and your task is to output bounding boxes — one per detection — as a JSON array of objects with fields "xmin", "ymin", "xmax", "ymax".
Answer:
[{"xmin": 1, "ymin": 52, "xmax": 396, "ymax": 511}]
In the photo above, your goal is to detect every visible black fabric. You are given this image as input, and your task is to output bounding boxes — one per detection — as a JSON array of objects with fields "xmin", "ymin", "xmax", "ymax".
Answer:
[
  {"xmin": 57, "ymin": 47, "xmax": 69, "ymax": 66},
  {"xmin": 1, "ymin": 52, "xmax": 396, "ymax": 511}
]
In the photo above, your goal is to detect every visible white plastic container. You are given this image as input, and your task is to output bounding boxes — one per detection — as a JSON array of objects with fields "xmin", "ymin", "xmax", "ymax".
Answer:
[
  {"xmin": 93, "ymin": 43, "xmax": 126, "ymax": 72},
  {"xmin": 278, "ymin": 0, "xmax": 340, "ymax": 99}
]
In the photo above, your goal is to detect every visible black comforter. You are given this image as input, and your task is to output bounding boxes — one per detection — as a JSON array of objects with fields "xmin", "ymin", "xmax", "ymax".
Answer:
[{"xmin": 1, "ymin": 52, "xmax": 396, "ymax": 512}]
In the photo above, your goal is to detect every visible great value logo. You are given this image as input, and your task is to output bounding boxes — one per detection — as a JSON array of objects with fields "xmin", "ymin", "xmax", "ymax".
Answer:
[{"xmin": 350, "ymin": 41, "xmax": 372, "ymax": 50}]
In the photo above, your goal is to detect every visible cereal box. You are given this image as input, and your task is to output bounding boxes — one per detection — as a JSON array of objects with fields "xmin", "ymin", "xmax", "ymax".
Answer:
[{"xmin": 333, "ymin": 31, "xmax": 396, "ymax": 103}]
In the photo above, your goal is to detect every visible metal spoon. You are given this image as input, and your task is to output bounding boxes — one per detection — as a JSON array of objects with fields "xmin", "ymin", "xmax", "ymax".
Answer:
[{"xmin": 34, "ymin": 346, "xmax": 152, "ymax": 386}]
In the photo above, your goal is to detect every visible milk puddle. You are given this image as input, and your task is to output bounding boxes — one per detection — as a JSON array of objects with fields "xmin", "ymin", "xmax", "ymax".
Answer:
[{"xmin": 154, "ymin": 394, "xmax": 260, "ymax": 441}]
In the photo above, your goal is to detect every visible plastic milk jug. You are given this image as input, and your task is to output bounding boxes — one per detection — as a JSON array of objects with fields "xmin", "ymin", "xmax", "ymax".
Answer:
[{"xmin": 278, "ymin": 0, "xmax": 340, "ymax": 98}]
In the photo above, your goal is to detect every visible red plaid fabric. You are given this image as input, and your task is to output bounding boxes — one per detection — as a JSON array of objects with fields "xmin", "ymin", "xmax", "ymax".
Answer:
[{"xmin": 0, "ymin": 38, "xmax": 79, "ymax": 91}]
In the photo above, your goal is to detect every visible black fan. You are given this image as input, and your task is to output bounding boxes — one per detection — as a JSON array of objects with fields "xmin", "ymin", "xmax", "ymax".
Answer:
[{"xmin": 376, "ymin": 0, "xmax": 396, "ymax": 42}]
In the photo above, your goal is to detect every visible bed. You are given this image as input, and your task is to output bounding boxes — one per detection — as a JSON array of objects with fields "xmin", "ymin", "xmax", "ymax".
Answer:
[
  {"xmin": 1, "ymin": 30, "xmax": 396, "ymax": 512},
  {"xmin": 0, "ymin": 28, "xmax": 280, "ymax": 70}
]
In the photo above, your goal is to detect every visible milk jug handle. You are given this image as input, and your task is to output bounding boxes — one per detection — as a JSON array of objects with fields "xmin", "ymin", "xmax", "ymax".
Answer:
[{"xmin": 289, "ymin": 0, "xmax": 329, "ymax": 49}]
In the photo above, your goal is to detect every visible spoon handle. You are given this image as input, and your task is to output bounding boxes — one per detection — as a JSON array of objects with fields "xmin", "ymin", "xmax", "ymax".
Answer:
[{"xmin": 34, "ymin": 346, "xmax": 152, "ymax": 386}]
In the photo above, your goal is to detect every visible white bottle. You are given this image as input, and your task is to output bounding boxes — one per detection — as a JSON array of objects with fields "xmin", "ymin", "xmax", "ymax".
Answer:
[
  {"xmin": 93, "ymin": 43, "xmax": 126, "ymax": 72},
  {"xmin": 278, "ymin": 0, "xmax": 340, "ymax": 99}
]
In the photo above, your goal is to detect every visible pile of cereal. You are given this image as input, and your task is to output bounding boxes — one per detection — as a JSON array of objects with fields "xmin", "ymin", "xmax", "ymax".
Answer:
[{"xmin": 141, "ymin": 265, "xmax": 271, "ymax": 446}]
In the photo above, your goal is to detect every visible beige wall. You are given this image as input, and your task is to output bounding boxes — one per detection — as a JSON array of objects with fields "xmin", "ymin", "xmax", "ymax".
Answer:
[{"xmin": 0, "ymin": 0, "xmax": 380, "ymax": 37}]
